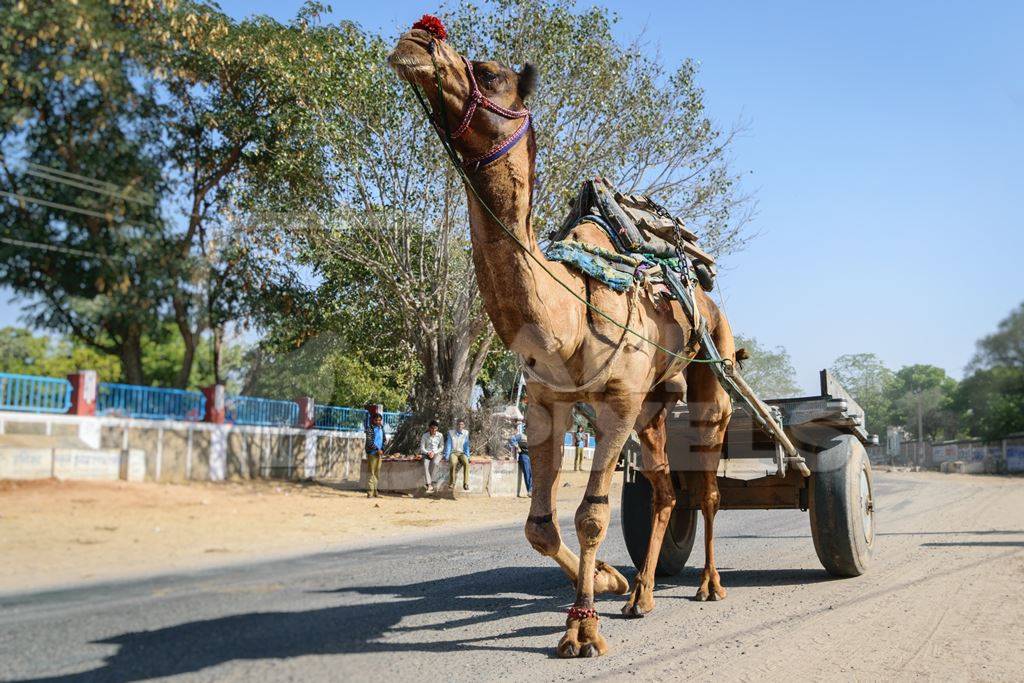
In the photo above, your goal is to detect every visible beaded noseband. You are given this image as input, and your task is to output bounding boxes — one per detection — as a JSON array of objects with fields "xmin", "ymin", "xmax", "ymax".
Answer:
[{"xmin": 448, "ymin": 55, "xmax": 532, "ymax": 170}]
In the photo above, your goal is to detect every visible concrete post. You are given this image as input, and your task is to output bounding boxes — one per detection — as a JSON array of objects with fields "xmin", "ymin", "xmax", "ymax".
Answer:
[
  {"xmin": 67, "ymin": 370, "xmax": 97, "ymax": 416},
  {"xmin": 296, "ymin": 397, "xmax": 315, "ymax": 429},
  {"xmin": 203, "ymin": 384, "xmax": 225, "ymax": 424}
]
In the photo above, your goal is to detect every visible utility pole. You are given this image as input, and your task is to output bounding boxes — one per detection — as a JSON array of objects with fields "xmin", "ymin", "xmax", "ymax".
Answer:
[{"xmin": 916, "ymin": 392, "xmax": 924, "ymax": 468}]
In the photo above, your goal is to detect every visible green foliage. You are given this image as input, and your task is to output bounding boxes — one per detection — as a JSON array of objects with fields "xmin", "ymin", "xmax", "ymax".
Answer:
[
  {"xmin": 1, "ymin": 0, "xmax": 357, "ymax": 386},
  {"xmin": 954, "ymin": 301, "xmax": 1024, "ymax": 440},
  {"xmin": 884, "ymin": 364, "xmax": 958, "ymax": 441},
  {"xmin": 829, "ymin": 353, "xmax": 896, "ymax": 438},
  {"xmin": 733, "ymin": 335, "xmax": 799, "ymax": 399},
  {"xmin": 241, "ymin": 334, "xmax": 415, "ymax": 410},
  {"xmin": 445, "ymin": 0, "xmax": 753, "ymax": 255},
  {"xmin": 0, "ymin": 326, "xmax": 121, "ymax": 380},
  {"xmin": 953, "ymin": 366, "xmax": 1024, "ymax": 441},
  {"xmin": 968, "ymin": 302, "xmax": 1024, "ymax": 371}
]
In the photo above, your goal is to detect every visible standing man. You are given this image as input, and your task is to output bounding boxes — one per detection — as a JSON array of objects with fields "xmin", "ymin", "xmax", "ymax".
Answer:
[
  {"xmin": 510, "ymin": 428, "xmax": 531, "ymax": 497},
  {"xmin": 445, "ymin": 418, "xmax": 471, "ymax": 491},
  {"xmin": 573, "ymin": 425, "xmax": 589, "ymax": 472},
  {"xmin": 419, "ymin": 420, "xmax": 444, "ymax": 493},
  {"xmin": 364, "ymin": 413, "xmax": 386, "ymax": 498}
]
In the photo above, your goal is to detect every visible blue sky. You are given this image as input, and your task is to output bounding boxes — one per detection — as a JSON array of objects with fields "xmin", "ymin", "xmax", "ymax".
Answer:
[{"xmin": 4, "ymin": 1, "xmax": 1021, "ymax": 392}]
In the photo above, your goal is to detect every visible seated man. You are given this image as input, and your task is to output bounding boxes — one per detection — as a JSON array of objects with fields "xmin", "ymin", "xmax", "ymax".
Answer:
[
  {"xmin": 445, "ymin": 419, "xmax": 471, "ymax": 491},
  {"xmin": 419, "ymin": 420, "xmax": 444, "ymax": 493}
]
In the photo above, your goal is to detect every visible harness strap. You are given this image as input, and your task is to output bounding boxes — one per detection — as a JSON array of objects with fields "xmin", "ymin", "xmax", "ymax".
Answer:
[
  {"xmin": 442, "ymin": 55, "xmax": 532, "ymax": 170},
  {"xmin": 520, "ymin": 285, "xmax": 639, "ymax": 393}
]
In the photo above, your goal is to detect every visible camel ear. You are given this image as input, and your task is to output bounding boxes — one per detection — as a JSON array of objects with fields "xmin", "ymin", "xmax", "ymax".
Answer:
[{"xmin": 517, "ymin": 62, "xmax": 537, "ymax": 101}]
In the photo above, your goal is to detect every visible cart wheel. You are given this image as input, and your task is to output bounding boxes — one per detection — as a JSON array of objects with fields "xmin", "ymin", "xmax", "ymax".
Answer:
[
  {"xmin": 808, "ymin": 434, "xmax": 875, "ymax": 577},
  {"xmin": 621, "ymin": 466, "xmax": 698, "ymax": 577}
]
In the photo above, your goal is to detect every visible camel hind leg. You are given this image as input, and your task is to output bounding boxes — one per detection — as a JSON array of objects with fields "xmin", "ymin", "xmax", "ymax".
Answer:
[
  {"xmin": 686, "ymin": 322, "xmax": 734, "ymax": 602},
  {"xmin": 622, "ymin": 392, "xmax": 680, "ymax": 617},
  {"xmin": 522, "ymin": 392, "xmax": 628, "ymax": 596}
]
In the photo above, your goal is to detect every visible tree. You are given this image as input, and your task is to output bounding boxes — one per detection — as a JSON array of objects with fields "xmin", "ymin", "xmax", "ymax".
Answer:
[
  {"xmin": 0, "ymin": 0, "xmax": 173, "ymax": 384},
  {"xmin": 968, "ymin": 301, "xmax": 1024, "ymax": 371},
  {"xmin": 448, "ymin": 0, "xmax": 755, "ymax": 256},
  {"xmin": 288, "ymin": 0, "xmax": 756, "ymax": 441},
  {"xmin": 886, "ymin": 364, "xmax": 958, "ymax": 441},
  {"xmin": 954, "ymin": 301, "xmax": 1024, "ymax": 440},
  {"xmin": 733, "ymin": 335, "xmax": 799, "ymax": 399},
  {"xmin": 2, "ymin": 1, "xmax": 354, "ymax": 386},
  {"xmin": 829, "ymin": 353, "xmax": 895, "ymax": 438},
  {"xmin": 953, "ymin": 366, "xmax": 1024, "ymax": 441},
  {"xmin": 0, "ymin": 327, "xmax": 121, "ymax": 380}
]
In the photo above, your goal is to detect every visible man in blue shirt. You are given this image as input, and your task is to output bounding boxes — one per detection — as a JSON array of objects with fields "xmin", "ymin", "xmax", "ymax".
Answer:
[
  {"xmin": 364, "ymin": 413, "xmax": 386, "ymax": 498},
  {"xmin": 444, "ymin": 419, "xmax": 471, "ymax": 491},
  {"xmin": 510, "ymin": 425, "xmax": 532, "ymax": 497}
]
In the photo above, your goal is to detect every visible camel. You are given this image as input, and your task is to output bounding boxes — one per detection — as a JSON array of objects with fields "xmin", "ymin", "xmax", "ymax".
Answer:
[{"xmin": 388, "ymin": 18, "xmax": 737, "ymax": 658}]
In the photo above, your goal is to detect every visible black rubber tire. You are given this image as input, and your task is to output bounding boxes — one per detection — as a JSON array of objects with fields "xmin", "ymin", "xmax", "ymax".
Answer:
[
  {"xmin": 621, "ymin": 468, "xmax": 699, "ymax": 577},
  {"xmin": 808, "ymin": 434, "xmax": 875, "ymax": 577}
]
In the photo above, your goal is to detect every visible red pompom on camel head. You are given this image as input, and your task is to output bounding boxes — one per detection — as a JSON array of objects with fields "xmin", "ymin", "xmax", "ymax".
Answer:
[{"xmin": 412, "ymin": 14, "xmax": 447, "ymax": 41}]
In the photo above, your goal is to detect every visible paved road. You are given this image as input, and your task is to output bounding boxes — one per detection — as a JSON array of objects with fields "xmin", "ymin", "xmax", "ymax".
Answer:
[{"xmin": 2, "ymin": 472, "xmax": 1022, "ymax": 682}]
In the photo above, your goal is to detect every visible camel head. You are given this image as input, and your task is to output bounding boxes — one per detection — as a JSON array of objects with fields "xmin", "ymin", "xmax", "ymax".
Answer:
[{"xmin": 388, "ymin": 15, "xmax": 537, "ymax": 166}]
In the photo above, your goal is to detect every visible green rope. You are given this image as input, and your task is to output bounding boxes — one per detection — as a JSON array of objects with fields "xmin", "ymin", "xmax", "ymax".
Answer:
[{"xmin": 409, "ymin": 74, "xmax": 724, "ymax": 367}]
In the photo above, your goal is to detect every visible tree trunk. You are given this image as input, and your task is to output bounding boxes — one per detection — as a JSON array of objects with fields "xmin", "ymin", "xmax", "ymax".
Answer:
[
  {"xmin": 173, "ymin": 295, "xmax": 197, "ymax": 389},
  {"xmin": 389, "ymin": 328, "xmax": 492, "ymax": 453},
  {"xmin": 212, "ymin": 325, "xmax": 223, "ymax": 386},
  {"xmin": 119, "ymin": 332, "xmax": 145, "ymax": 385}
]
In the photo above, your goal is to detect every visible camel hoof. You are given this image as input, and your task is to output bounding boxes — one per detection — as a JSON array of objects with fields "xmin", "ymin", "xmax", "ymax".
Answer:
[
  {"xmin": 594, "ymin": 561, "xmax": 630, "ymax": 595},
  {"xmin": 694, "ymin": 588, "xmax": 709, "ymax": 602},
  {"xmin": 557, "ymin": 641, "xmax": 578, "ymax": 659},
  {"xmin": 709, "ymin": 587, "xmax": 727, "ymax": 601},
  {"xmin": 621, "ymin": 602, "xmax": 646, "ymax": 618},
  {"xmin": 580, "ymin": 643, "xmax": 599, "ymax": 658}
]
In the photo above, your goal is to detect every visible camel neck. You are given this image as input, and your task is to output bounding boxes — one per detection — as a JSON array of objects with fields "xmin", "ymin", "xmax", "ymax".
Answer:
[{"xmin": 464, "ymin": 136, "xmax": 580, "ymax": 354}]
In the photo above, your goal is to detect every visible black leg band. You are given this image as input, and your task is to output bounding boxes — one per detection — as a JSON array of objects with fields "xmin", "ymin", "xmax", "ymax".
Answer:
[
  {"xmin": 528, "ymin": 514, "xmax": 553, "ymax": 525},
  {"xmin": 584, "ymin": 495, "xmax": 609, "ymax": 505}
]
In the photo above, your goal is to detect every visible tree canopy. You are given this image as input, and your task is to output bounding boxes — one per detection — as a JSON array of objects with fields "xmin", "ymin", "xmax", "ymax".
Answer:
[{"xmin": 733, "ymin": 335, "xmax": 799, "ymax": 399}]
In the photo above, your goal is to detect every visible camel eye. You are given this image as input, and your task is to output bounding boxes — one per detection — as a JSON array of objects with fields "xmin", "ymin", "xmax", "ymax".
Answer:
[{"xmin": 480, "ymin": 70, "xmax": 500, "ymax": 86}]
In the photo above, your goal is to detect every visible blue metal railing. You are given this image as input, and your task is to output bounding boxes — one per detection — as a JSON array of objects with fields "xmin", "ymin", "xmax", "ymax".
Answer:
[
  {"xmin": 382, "ymin": 411, "xmax": 412, "ymax": 431},
  {"xmin": 314, "ymin": 405, "xmax": 367, "ymax": 431},
  {"xmin": 563, "ymin": 432, "xmax": 596, "ymax": 448},
  {"xmin": 97, "ymin": 382, "xmax": 206, "ymax": 421},
  {"xmin": 0, "ymin": 372, "xmax": 72, "ymax": 413},
  {"xmin": 227, "ymin": 395, "xmax": 299, "ymax": 427}
]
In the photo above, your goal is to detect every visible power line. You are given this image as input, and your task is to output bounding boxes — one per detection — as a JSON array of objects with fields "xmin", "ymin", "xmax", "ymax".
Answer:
[
  {"xmin": 26, "ymin": 164, "xmax": 155, "ymax": 206},
  {"xmin": 0, "ymin": 156, "xmax": 155, "ymax": 205},
  {"xmin": 0, "ymin": 235, "xmax": 114, "ymax": 261},
  {"xmin": 0, "ymin": 188, "xmax": 121, "ymax": 221}
]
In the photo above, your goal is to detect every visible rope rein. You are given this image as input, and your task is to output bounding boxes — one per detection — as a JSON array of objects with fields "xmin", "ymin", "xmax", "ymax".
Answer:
[{"xmin": 409, "ymin": 42, "xmax": 725, "ymax": 369}]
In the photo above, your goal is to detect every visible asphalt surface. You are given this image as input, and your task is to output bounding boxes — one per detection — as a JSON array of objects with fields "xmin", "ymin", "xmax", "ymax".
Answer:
[{"xmin": 2, "ymin": 472, "xmax": 1022, "ymax": 682}]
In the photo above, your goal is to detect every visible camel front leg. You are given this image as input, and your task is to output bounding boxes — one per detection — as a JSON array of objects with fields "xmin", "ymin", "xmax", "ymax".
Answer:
[
  {"xmin": 558, "ymin": 395, "xmax": 642, "ymax": 659},
  {"xmin": 523, "ymin": 394, "xmax": 629, "ymax": 596}
]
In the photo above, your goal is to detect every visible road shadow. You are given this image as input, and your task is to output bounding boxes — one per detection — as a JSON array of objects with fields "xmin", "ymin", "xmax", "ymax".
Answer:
[
  {"xmin": 922, "ymin": 541, "xmax": 1024, "ymax": 548},
  {"xmin": 652, "ymin": 566, "xmax": 835, "ymax": 595},
  {"xmin": 15, "ymin": 566, "xmax": 573, "ymax": 683},
  {"xmin": 719, "ymin": 529, "xmax": 1024, "ymax": 540}
]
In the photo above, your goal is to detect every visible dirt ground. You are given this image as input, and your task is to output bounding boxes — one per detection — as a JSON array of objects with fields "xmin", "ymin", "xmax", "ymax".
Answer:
[{"xmin": 0, "ymin": 473, "xmax": 607, "ymax": 594}]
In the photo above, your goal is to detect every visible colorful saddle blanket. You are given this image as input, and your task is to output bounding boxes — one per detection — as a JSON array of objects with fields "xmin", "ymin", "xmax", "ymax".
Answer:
[{"xmin": 544, "ymin": 178, "xmax": 714, "ymax": 294}]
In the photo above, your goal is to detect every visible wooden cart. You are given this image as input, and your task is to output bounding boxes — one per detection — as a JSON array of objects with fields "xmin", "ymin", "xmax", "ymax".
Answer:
[{"xmin": 621, "ymin": 370, "xmax": 877, "ymax": 577}]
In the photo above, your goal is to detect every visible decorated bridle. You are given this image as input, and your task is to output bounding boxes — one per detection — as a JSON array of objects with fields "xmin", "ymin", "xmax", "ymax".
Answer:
[{"xmin": 410, "ymin": 15, "xmax": 532, "ymax": 172}]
